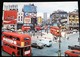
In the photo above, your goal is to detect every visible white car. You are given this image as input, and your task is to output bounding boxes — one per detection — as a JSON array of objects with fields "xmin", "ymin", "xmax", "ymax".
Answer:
[{"xmin": 37, "ymin": 38, "xmax": 52, "ymax": 47}]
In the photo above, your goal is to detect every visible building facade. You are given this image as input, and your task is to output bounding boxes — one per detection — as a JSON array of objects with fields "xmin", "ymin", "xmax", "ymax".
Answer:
[
  {"xmin": 50, "ymin": 10, "xmax": 68, "ymax": 25},
  {"xmin": 43, "ymin": 13, "xmax": 47, "ymax": 20},
  {"xmin": 3, "ymin": 5, "xmax": 18, "ymax": 11},
  {"xmin": 3, "ymin": 5, "xmax": 18, "ymax": 31},
  {"xmin": 50, "ymin": 10, "xmax": 68, "ymax": 30},
  {"xmin": 22, "ymin": 4, "xmax": 37, "ymax": 30},
  {"xmin": 22, "ymin": 4, "xmax": 37, "ymax": 25},
  {"xmin": 68, "ymin": 10, "xmax": 79, "ymax": 30},
  {"xmin": 17, "ymin": 12, "xmax": 24, "ymax": 23},
  {"xmin": 17, "ymin": 12, "xmax": 24, "ymax": 29}
]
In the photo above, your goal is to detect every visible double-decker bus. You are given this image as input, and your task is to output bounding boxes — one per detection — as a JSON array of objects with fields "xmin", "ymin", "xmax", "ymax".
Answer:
[
  {"xmin": 50, "ymin": 22, "xmax": 61, "ymax": 37},
  {"xmin": 2, "ymin": 32, "xmax": 31, "ymax": 56}
]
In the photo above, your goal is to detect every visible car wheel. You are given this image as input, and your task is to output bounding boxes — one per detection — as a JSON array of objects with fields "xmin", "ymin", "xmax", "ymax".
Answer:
[
  {"xmin": 37, "ymin": 46, "xmax": 39, "ymax": 49},
  {"xmin": 39, "ymin": 47, "xmax": 43, "ymax": 49},
  {"xmin": 45, "ymin": 44, "xmax": 48, "ymax": 47},
  {"xmin": 12, "ymin": 53, "xmax": 15, "ymax": 56},
  {"xmin": 65, "ymin": 54, "xmax": 69, "ymax": 56}
]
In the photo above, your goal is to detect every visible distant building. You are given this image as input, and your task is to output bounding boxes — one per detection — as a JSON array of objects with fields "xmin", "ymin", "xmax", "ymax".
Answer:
[
  {"xmin": 17, "ymin": 12, "xmax": 24, "ymax": 23},
  {"xmin": 37, "ymin": 16, "xmax": 42, "ymax": 25},
  {"xmin": 50, "ymin": 10, "xmax": 68, "ymax": 25},
  {"xmin": 43, "ymin": 13, "xmax": 47, "ymax": 24},
  {"xmin": 43, "ymin": 13, "xmax": 47, "ymax": 20},
  {"xmin": 68, "ymin": 10, "xmax": 79, "ymax": 30}
]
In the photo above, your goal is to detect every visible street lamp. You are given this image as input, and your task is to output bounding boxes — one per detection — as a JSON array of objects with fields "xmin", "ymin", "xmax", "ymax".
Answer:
[
  {"xmin": 78, "ymin": 32, "xmax": 80, "ymax": 46},
  {"xmin": 57, "ymin": 24, "xmax": 62, "ymax": 57}
]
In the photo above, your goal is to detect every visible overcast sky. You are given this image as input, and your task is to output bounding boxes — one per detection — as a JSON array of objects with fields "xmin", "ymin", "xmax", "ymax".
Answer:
[{"xmin": 3, "ymin": 2, "xmax": 78, "ymax": 18}]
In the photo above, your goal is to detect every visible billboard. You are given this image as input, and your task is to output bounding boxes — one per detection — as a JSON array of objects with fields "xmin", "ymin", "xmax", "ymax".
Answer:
[
  {"xmin": 23, "ymin": 5, "xmax": 37, "ymax": 13},
  {"xmin": 24, "ymin": 16, "xmax": 31, "ymax": 23},
  {"xmin": 37, "ymin": 17, "xmax": 42, "ymax": 24},
  {"xmin": 4, "ymin": 10, "xmax": 17, "ymax": 21}
]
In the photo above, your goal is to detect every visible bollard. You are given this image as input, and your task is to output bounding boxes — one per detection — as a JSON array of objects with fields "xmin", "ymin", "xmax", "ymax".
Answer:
[{"xmin": 37, "ymin": 36, "xmax": 38, "ymax": 38}]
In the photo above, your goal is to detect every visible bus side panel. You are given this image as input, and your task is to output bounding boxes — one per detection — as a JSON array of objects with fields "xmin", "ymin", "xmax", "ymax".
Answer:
[
  {"xmin": 3, "ymin": 45, "xmax": 18, "ymax": 56},
  {"xmin": 3, "ymin": 46, "xmax": 11, "ymax": 55}
]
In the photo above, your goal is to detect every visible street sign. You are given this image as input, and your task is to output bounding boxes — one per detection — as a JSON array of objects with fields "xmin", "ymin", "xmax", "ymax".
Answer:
[{"xmin": 24, "ymin": 12, "xmax": 28, "ymax": 16}]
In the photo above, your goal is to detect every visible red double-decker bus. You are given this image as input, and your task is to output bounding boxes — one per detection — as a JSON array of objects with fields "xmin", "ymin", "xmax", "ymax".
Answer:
[
  {"xmin": 2, "ymin": 32, "xmax": 31, "ymax": 56},
  {"xmin": 50, "ymin": 26, "xmax": 61, "ymax": 37},
  {"xmin": 50, "ymin": 22, "xmax": 61, "ymax": 37}
]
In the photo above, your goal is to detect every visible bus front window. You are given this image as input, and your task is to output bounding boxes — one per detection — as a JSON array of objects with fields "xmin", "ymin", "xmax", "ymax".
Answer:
[
  {"xmin": 24, "ymin": 46, "xmax": 30, "ymax": 55},
  {"xmin": 17, "ymin": 47, "xmax": 23, "ymax": 56}
]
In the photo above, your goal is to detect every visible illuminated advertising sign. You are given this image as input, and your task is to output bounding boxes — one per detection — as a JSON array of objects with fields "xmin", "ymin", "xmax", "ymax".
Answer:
[
  {"xmin": 4, "ymin": 10, "xmax": 17, "ymax": 21},
  {"xmin": 24, "ymin": 16, "xmax": 31, "ymax": 23}
]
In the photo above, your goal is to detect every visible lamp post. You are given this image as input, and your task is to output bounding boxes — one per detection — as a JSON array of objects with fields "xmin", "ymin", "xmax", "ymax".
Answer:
[
  {"xmin": 57, "ymin": 24, "xmax": 61, "ymax": 57},
  {"xmin": 78, "ymin": 33, "xmax": 80, "ymax": 46}
]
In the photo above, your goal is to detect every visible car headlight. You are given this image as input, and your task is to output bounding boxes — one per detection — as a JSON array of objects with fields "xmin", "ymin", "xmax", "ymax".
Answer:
[{"xmin": 57, "ymin": 30, "xmax": 59, "ymax": 32}]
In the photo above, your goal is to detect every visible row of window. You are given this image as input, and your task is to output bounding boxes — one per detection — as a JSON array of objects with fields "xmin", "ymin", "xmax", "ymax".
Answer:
[
  {"xmin": 69, "ymin": 15, "xmax": 78, "ymax": 18},
  {"xmin": 18, "ymin": 13, "xmax": 24, "ymax": 15},
  {"xmin": 3, "ymin": 42, "xmax": 30, "ymax": 51},
  {"xmin": 69, "ymin": 19, "xmax": 79, "ymax": 21},
  {"xmin": 3, "ymin": 42, "xmax": 16, "ymax": 49},
  {"xmin": 3, "ymin": 34, "xmax": 20, "ymax": 41},
  {"xmin": 18, "ymin": 16, "xmax": 23, "ymax": 21},
  {"xmin": 4, "ymin": 5, "xmax": 18, "ymax": 10},
  {"xmin": 69, "ymin": 23, "xmax": 79, "ymax": 25}
]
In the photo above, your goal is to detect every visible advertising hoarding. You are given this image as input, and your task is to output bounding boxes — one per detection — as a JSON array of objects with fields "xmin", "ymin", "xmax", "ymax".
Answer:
[{"xmin": 24, "ymin": 16, "xmax": 31, "ymax": 23}]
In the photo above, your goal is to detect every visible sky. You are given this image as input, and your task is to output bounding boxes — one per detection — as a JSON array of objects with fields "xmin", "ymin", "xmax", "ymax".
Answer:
[{"xmin": 3, "ymin": 2, "xmax": 78, "ymax": 18}]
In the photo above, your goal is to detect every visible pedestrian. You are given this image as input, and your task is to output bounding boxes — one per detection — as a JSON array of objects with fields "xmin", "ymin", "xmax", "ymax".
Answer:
[{"xmin": 67, "ymin": 37, "xmax": 69, "ymax": 40}]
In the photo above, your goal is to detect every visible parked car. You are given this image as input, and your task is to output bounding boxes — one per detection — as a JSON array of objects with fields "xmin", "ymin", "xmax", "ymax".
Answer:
[
  {"xmin": 22, "ymin": 24, "xmax": 31, "ymax": 31},
  {"xmin": 65, "ymin": 50, "xmax": 80, "ymax": 56},
  {"xmin": 31, "ymin": 42, "xmax": 44, "ymax": 49},
  {"xmin": 68, "ymin": 45, "xmax": 80, "ymax": 50},
  {"xmin": 35, "ymin": 25, "xmax": 42, "ymax": 31}
]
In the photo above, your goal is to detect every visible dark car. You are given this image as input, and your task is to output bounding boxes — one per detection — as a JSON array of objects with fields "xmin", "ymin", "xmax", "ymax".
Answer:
[
  {"xmin": 68, "ymin": 45, "xmax": 80, "ymax": 50},
  {"xmin": 31, "ymin": 43, "xmax": 44, "ymax": 49}
]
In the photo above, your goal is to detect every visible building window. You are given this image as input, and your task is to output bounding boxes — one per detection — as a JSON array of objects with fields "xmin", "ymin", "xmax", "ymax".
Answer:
[
  {"xmin": 21, "ymin": 16, "xmax": 23, "ymax": 21},
  {"xmin": 72, "ymin": 15, "xmax": 75, "ymax": 18},
  {"xmin": 18, "ymin": 16, "xmax": 20, "ymax": 21}
]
